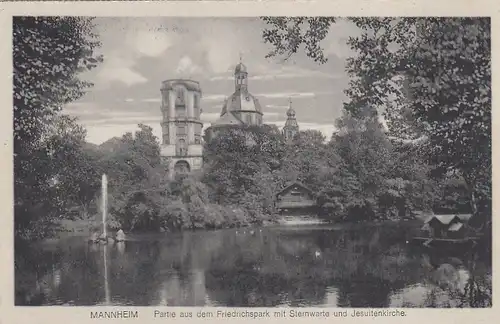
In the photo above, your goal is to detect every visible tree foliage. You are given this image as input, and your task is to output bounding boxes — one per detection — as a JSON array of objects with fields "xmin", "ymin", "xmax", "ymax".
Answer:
[
  {"xmin": 202, "ymin": 125, "xmax": 286, "ymax": 219},
  {"xmin": 14, "ymin": 17, "xmax": 103, "ymax": 239},
  {"xmin": 262, "ymin": 17, "xmax": 491, "ymax": 226},
  {"xmin": 261, "ymin": 17, "xmax": 336, "ymax": 63},
  {"xmin": 345, "ymin": 18, "xmax": 491, "ymax": 225}
]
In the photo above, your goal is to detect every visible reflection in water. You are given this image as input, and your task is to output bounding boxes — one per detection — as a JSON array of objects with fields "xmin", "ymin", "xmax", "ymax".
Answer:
[
  {"xmin": 103, "ymin": 245, "xmax": 110, "ymax": 305},
  {"xmin": 116, "ymin": 242, "xmax": 125, "ymax": 254},
  {"xmin": 15, "ymin": 224, "xmax": 492, "ymax": 307}
]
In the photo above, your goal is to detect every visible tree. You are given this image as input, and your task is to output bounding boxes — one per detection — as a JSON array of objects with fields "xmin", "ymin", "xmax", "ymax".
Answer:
[
  {"xmin": 44, "ymin": 115, "xmax": 102, "ymax": 217},
  {"xmin": 202, "ymin": 125, "xmax": 286, "ymax": 219},
  {"xmin": 262, "ymin": 17, "xmax": 491, "ymax": 227},
  {"xmin": 281, "ymin": 129, "xmax": 332, "ymax": 191},
  {"xmin": 14, "ymin": 17, "xmax": 102, "ymax": 239},
  {"xmin": 104, "ymin": 125, "xmax": 170, "ymax": 231},
  {"xmin": 330, "ymin": 108, "xmax": 394, "ymax": 220}
]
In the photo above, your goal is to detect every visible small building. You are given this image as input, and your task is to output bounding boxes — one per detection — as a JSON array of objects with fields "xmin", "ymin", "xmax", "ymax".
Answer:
[
  {"xmin": 421, "ymin": 214, "xmax": 472, "ymax": 239},
  {"xmin": 275, "ymin": 182, "xmax": 318, "ymax": 216}
]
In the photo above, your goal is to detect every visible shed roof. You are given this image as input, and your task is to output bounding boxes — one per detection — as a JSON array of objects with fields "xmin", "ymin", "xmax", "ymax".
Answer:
[
  {"xmin": 276, "ymin": 181, "xmax": 313, "ymax": 197},
  {"xmin": 424, "ymin": 214, "xmax": 462, "ymax": 225}
]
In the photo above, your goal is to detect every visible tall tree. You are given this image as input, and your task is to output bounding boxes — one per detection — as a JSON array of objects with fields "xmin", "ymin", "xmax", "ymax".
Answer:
[
  {"xmin": 44, "ymin": 115, "xmax": 102, "ymax": 218},
  {"xmin": 104, "ymin": 124, "xmax": 169, "ymax": 231},
  {"xmin": 202, "ymin": 125, "xmax": 285, "ymax": 218},
  {"xmin": 281, "ymin": 129, "xmax": 331, "ymax": 191},
  {"xmin": 13, "ymin": 17, "xmax": 102, "ymax": 239}
]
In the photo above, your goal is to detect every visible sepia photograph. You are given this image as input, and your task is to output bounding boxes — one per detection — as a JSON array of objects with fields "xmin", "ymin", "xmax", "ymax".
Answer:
[{"xmin": 13, "ymin": 15, "xmax": 491, "ymax": 308}]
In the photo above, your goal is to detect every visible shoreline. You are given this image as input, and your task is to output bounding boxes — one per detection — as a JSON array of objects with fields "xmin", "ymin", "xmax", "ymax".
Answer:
[{"xmin": 30, "ymin": 217, "xmax": 422, "ymax": 245}]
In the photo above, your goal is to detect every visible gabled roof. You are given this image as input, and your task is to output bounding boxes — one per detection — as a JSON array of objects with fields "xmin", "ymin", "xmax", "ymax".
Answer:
[
  {"xmin": 277, "ymin": 181, "xmax": 314, "ymax": 197},
  {"xmin": 424, "ymin": 214, "xmax": 462, "ymax": 225}
]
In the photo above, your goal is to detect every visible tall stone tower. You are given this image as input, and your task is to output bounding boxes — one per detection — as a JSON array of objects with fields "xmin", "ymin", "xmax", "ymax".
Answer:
[
  {"xmin": 282, "ymin": 98, "xmax": 299, "ymax": 142},
  {"xmin": 160, "ymin": 79, "xmax": 203, "ymax": 179}
]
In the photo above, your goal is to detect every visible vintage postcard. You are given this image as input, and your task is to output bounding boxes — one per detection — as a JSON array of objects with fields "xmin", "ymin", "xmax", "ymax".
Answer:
[{"xmin": 0, "ymin": 1, "xmax": 497, "ymax": 323}]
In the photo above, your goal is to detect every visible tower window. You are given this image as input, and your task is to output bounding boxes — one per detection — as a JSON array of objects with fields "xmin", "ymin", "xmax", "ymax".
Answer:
[
  {"xmin": 194, "ymin": 94, "xmax": 200, "ymax": 108},
  {"xmin": 176, "ymin": 139, "xmax": 187, "ymax": 156},
  {"xmin": 176, "ymin": 88, "xmax": 185, "ymax": 106},
  {"xmin": 245, "ymin": 114, "xmax": 252, "ymax": 124}
]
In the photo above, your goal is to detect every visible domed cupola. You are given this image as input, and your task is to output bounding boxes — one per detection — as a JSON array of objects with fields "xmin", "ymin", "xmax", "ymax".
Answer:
[
  {"xmin": 211, "ymin": 58, "xmax": 264, "ymax": 129},
  {"xmin": 282, "ymin": 98, "xmax": 299, "ymax": 142},
  {"xmin": 235, "ymin": 62, "xmax": 247, "ymax": 75}
]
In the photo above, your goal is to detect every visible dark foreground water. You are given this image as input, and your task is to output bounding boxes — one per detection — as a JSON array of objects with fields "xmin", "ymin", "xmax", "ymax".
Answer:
[{"xmin": 15, "ymin": 223, "xmax": 492, "ymax": 307}]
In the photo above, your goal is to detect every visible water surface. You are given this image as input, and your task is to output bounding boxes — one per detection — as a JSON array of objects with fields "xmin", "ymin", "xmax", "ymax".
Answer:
[{"xmin": 15, "ymin": 223, "xmax": 492, "ymax": 307}]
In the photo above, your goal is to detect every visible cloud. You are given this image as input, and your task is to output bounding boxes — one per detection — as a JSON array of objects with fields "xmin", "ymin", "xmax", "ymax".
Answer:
[
  {"xmin": 200, "ymin": 112, "xmax": 221, "ymax": 123},
  {"xmin": 92, "ymin": 19, "xmax": 178, "ymax": 88},
  {"xmin": 141, "ymin": 94, "xmax": 226, "ymax": 103},
  {"xmin": 142, "ymin": 91, "xmax": 333, "ymax": 104},
  {"xmin": 84, "ymin": 116, "xmax": 162, "ymax": 126},
  {"xmin": 131, "ymin": 30, "xmax": 174, "ymax": 57},
  {"xmin": 200, "ymin": 22, "xmax": 242, "ymax": 74},
  {"xmin": 256, "ymin": 92, "xmax": 316, "ymax": 99},
  {"xmin": 202, "ymin": 94, "xmax": 227, "ymax": 102},
  {"xmin": 95, "ymin": 55, "xmax": 148, "ymax": 87},
  {"xmin": 209, "ymin": 65, "xmax": 343, "ymax": 82},
  {"xmin": 175, "ymin": 55, "xmax": 203, "ymax": 76},
  {"xmin": 265, "ymin": 104, "xmax": 290, "ymax": 110},
  {"xmin": 102, "ymin": 68, "xmax": 148, "ymax": 87}
]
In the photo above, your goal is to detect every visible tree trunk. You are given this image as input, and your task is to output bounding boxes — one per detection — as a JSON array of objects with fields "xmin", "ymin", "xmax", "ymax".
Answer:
[
  {"xmin": 468, "ymin": 185, "xmax": 489, "ymax": 232},
  {"xmin": 463, "ymin": 174, "xmax": 483, "ymax": 230},
  {"xmin": 470, "ymin": 190, "xmax": 478, "ymax": 218}
]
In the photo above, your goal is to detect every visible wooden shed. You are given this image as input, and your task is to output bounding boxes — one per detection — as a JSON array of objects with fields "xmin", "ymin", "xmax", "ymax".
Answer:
[{"xmin": 421, "ymin": 214, "xmax": 471, "ymax": 239}]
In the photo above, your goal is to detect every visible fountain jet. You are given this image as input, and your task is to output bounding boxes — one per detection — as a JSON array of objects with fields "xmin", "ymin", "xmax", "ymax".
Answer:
[{"xmin": 102, "ymin": 174, "xmax": 108, "ymax": 239}]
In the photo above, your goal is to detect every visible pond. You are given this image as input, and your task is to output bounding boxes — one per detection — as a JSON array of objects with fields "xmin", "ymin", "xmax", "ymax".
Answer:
[{"xmin": 15, "ymin": 222, "xmax": 492, "ymax": 307}]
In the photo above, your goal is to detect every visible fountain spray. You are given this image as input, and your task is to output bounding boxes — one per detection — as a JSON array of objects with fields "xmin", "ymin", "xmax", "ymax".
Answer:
[{"xmin": 102, "ymin": 174, "xmax": 108, "ymax": 239}]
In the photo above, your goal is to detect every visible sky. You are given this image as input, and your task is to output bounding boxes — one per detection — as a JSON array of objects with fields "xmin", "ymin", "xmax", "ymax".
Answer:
[{"xmin": 63, "ymin": 17, "xmax": 360, "ymax": 144}]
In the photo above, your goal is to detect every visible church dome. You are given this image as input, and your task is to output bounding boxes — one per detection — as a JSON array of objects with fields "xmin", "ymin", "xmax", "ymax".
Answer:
[
  {"xmin": 222, "ymin": 90, "xmax": 263, "ymax": 113},
  {"xmin": 286, "ymin": 107, "xmax": 296, "ymax": 117},
  {"xmin": 235, "ymin": 62, "xmax": 247, "ymax": 74}
]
